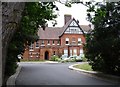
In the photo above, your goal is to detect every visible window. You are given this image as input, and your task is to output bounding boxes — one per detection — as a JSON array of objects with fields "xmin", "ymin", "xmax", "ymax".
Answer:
[
  {"xmin": 65, "ymin": 26, "xmax": 83, "ymax": 34},
  {"xmin": 57, "ymin": 40, "xmax": 60, "ymax": 45},
  {"xmin": 66, "ymin": 41, "xmax": 69, "ymax": 44},
  {"xmin": 66, "ymin": 38, "xmax": 69, "ymax": 45},
  {"xmin": 64, "ymin": 49, "xmax": 68, "ymax": 56},
  {"xmin": 41, "ymin": 40, "xmax": 44, "ymax": 45},
  {"xmin": 29, "ymin": 43, "xmax": 34, "ymax": 51},
  {"xmin": 80, "ymin": 49, "xmax": 84, "ymax": 57},
  {"xmin": 70, "ymin": 49, "xmax": 72, "ymax": 56},
  {"xmin": 53, "ymin": 51, "xmax": 55, "ymax": 55},
  {"xmin": 29, "ymin": 52, "xmax": 33, "ymax": 57},
  {"xmin": 53, "ymin": 40, "xmax": 55, "ymax": 45},
  {"xmin": 36, "ymin": 53, "xmax": 39, "ymax": 58},
  {"xmin": 36, "ymin": 41, "xmax": 39, "ymax": 48},
  {"xmin": 78, "ymin": 38, "xmax": 82, "ymax": 45},
  {"xmin": 47, "ymin": 40, "xmax": 50, "ymax": 45},
  {"xmin": 80, "ymin": 49, "xmax": 83, "ymax": 54},
  {"xmin": 73, "ymin": 49, "xmax": 77, "ymax": 56}
]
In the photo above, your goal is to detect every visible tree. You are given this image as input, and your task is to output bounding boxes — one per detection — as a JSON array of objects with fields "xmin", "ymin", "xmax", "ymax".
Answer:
[
  {"xmin": 84, "ymin": 2, "xmax": 120, "ymax": 76},
  {"xmin": 5, "ymin": 2, "xmax": 58, "ymax": 76}
]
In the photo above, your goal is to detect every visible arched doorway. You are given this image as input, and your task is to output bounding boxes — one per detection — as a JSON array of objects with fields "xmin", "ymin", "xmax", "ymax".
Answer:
[{"xmin": 45, "ymin": 51, "xmax": 49, "ymax": 60}]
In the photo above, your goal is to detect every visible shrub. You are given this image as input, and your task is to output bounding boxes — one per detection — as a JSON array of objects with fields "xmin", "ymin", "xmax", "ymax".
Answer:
[
  {"xmin": 68, "ymin": 58, "xmax": 76, "ymax": 62},
  {"xmin": 50, "ymin": 55, "xmax": 61, "ymax": 61},
  {"xmin": 61, "ymin": 58, "xmax": 76, "ymax": 63},
  {"xmin": 81, "ymin": 57, "xmax": 87, "ymax": 62}
]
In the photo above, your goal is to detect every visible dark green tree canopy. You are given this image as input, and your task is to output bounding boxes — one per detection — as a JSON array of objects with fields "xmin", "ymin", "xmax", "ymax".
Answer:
[
  {"xmin": 84, "ymin": 1, "xmax": 120, "ymax": 76},
  {"xmin": 5, "ymin": 2, "xmax": 59, "ymax": 76}
]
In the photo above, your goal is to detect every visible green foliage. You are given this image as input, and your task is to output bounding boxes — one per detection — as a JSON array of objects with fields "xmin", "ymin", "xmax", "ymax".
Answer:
[
  {"xmin": 50, "ymin": 55, "xmax": 61, "ymax": 61},
  {"xmin": 5, "ymin": 2, "xmax": 58, "ymax": 76},
  {"xmin": 85, "ymin": 2, "xmax": 120, "ymax": 76},
  {"xmin": 81, "ymin": 57, "xmax": 87, "ymax": 62},
  {"xmin": 61, "ymin": 58, "xmax": 76, "ymax": 63}
]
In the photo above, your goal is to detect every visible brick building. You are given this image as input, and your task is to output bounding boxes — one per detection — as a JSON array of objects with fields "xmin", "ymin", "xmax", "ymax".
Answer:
[{"xmin": 23, "ymin": 15, "xmax": 91, "ymax": 60}]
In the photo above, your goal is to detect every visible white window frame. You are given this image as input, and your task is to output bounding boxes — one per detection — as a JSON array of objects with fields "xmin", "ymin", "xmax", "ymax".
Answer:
[
  {"xmin": 65, "ymin": 38, "xmax": 69, "ymax": 45},
  {"xmin": 35, "ymin": 41, "xmax": 39, "ymax": 48},
  {"xmin": 47, "ymin": 40, "xmax": 50, "ymax": 45},
  {"xmin": 70, "ymin": 49, "xmax": 72, "ymax": 56},
  {"xmin": 29, "ymin": 43, "xmax": 34, "ymax": 51},
  {"xmin": 57, "ymin": 40, "xmax": 60, "ymax": 45},
  {"xmin": 53, "ymin": 51, "xmax": 55, "ymax": 55},
  {"xmin": 52, "ymin": 40, "xmax": 55, "ymax": 45},
  {"xmin": 36, "ymin": 53, "xmax": 39, "ymax": 58},
  {"xmin": 73, "ymin": 49, "xmax": 77, "ymax": 56},
  {"xmin": 78, "ymin": 38, "xmax": 82, "ymax": 45},
  {"xmin": 80, "ymin": 49, "xmax": 84, "ymax": 57},
  {"xmin": 41, "ymin": 40, "xmax": 45, "ymax": 46},
  {"xmin": 64, "ymin": 49, "xmax": 68, "ymax": 56}
]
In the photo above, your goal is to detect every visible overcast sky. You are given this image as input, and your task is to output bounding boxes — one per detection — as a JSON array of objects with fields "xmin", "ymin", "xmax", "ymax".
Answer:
[{"xmin": 48, "ymin": 2, "xmax": 91, "ymax": 27}]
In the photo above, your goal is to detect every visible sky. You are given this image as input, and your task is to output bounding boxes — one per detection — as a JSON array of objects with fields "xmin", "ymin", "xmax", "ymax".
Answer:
[{"xmin": 48, "ymin": 1, "xmax": 91, "ymax": 27}]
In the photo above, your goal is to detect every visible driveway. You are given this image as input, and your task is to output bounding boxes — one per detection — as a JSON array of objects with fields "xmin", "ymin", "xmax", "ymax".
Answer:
[{"xmin": 16, "ymin": 62, "xmax": 117, "ymax": 85}]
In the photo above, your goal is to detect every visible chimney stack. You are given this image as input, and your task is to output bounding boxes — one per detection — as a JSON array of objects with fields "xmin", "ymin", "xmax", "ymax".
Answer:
[{"xmin": 64, "ymin": 14, "xmax": 71, "ymax": 25}]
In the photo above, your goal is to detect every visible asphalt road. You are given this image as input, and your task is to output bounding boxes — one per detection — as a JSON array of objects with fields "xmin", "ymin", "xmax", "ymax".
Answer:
[{"xmin": 16, "ymin": 62, "xmax": 117, "ymax": 85}]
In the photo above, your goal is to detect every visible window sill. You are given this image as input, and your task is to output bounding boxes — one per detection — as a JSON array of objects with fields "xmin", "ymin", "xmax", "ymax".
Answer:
[
  {"xmin": 41, "ymin": 45, "xmax": 45, "ymax": 46},
  {"xmin": 78, "ymin": 44, "xmax": 82, "ymax": 45},
  {"xmin": 35, "ymin": 47, "xmax": 39, "ymax": 48},
  {"xmin": 29, "ymin": 50, "xmax": 34, "ymax": 51}
]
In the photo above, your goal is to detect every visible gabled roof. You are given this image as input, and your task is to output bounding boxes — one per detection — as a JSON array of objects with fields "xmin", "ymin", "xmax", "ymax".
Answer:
[
  {"xmin": 38, "ymin": 18, "xmax": 91, "ymax": 40},
  {"xmin": 59, "ymin": 18, "xmax": 85, "ymax": 36}
]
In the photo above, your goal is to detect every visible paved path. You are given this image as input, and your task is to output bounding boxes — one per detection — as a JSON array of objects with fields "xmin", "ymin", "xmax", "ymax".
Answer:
[{"xmin": 16, "ymin": 62, "xmax": 116, "ymax": 85}]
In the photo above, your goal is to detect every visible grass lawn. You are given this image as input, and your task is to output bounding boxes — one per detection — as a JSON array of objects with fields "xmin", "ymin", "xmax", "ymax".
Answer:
[{"xmin": 73, "ymin": 63, "xmax": 93, "ymax": 71}]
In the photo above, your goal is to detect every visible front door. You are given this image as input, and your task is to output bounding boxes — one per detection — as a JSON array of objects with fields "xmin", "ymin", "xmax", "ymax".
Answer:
[{"xmin": 45, "ymin": 51, "xmax": 49, "ymax": 60}]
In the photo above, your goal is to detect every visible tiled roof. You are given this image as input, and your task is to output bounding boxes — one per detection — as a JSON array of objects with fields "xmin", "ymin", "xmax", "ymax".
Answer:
[
  {"xmin": 38, "ymin": 27, "xmax": 62, "ymax": 39},
  {"xmin": 38, "ymin": 18, "xmax": 91, "ymax": 39},
  {"xmin": 80, "ymin": 25, "xmax": 91, "ymax": 32}
]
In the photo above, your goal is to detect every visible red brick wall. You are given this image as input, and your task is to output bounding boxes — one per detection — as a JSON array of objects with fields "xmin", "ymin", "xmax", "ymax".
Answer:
[
  {"xmin": 60, "ymin": 33, "xmax": 85, "ymax": 56},
  {"xmin": 60, "ymin": 34, "xmax": 85, "ymax": 46},
  {"xmin": 23, "ymin": 34, "xmax": 86, "ymax": 60}
]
